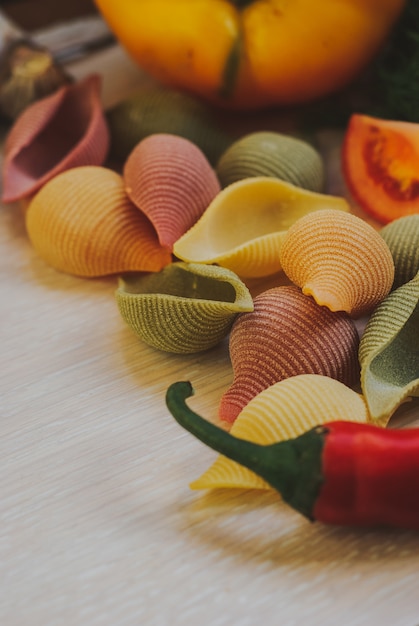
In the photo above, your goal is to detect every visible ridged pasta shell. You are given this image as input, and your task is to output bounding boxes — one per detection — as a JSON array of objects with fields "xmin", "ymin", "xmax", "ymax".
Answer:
[
  {"xmin": 215, "ymin": 131, "xmax": 324, "ymax": 191},
  {"xmin": 173, "ymin": 177, "xmax": 350, "ymax": 279},
  {"xmin": 192, "ymin": 375, "xmax": 369, "ymax": 490},
  {"xmin": 106, "ymin": 85, "xmax": 231, "ymax": 165},
  {"xmin": 280, "ymin": 208, "xmax": 395, "ymax": 317},
  {"xmin": 115, "ymin": 262, "xmax": 254, "ymax": 354},
  {"xmin": 25, "ymin": 166, "xmax": 172, "ymax": 277},
  {"xmin": 219, "ymin": 285, "xmax": 360, "ymax": 423},
  {"xmin": 2, "ymin": 74, "xmax": 109, "ymax": 203},
  {"xmin": 359, "ymin": 273, "xmax": 419, "ymax": 425},
  {"xmin": 124, "ymin": 133, "xmax": 221, "ymax": 251},
  {"xmin": 380, "ymin": 215, "xmax": 419, "ymax": 289}
]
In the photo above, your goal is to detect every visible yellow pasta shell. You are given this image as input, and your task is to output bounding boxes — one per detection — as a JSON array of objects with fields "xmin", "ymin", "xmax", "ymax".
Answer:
[
  {"xmin": 26, "ymin": 166, "xmax": 172, "ymax": 276},
  {"xmin": 173, "ymin": 177, "xmax": 349, "ymax": 279},
  {"xmin": 191, "ymin": 374, "xmax": 369, "ymax": 491},
  {"xmin": 280, "ymin": 208, "xmax": 395, "ymax": 317}
]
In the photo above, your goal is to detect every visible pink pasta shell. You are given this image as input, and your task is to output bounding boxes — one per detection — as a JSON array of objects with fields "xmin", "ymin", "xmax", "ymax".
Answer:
[
  {"xmin": 219, "ymin": 285, "xmax": 360, "ymax": 423},
  {"xmin": 2, "ymin": 74, "xmax": 109, "ymax": 203},
  {"xmin": 123, "ymin": 133, "xmax": 221, "ymax": 251}
]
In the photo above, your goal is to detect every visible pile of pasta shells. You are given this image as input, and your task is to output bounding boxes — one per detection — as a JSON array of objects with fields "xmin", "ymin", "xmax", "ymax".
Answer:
[{"xmin": 2, "ymin": 75, "xmax": 419, "ymax": 493}]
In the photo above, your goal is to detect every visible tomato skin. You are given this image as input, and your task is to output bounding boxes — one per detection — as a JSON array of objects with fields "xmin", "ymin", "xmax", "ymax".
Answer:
[
  {"xmin": 94, "ymin": 0, "xmax": 406, "ymax": 110},
  {"xmin": 342, "ymin": 114, "xmax": 419, "ymax": 224}
]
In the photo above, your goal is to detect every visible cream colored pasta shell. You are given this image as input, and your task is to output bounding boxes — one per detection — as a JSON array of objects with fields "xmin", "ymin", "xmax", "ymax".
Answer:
[
  {"xmin": 173, "ymin": 177, "xmax": 349, "ymax": 279},
  {"xmin": 192, "ymin": 374, "xmax": 369, "ymax": 490}
]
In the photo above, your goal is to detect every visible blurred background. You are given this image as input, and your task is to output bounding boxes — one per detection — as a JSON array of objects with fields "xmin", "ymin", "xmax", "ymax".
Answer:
[{"xmin": 2, "ymin": 0, "xmax": 98, "ymax": 31}]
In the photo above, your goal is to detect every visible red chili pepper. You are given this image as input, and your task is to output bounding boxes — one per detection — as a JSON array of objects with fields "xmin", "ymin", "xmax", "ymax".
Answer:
[{"xmin": 166, "ymin": 381, "xmax": 419, "ymax": 530}]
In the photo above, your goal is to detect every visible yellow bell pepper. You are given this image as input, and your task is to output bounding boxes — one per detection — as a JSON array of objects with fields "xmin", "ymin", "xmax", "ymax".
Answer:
[{"xmin": 95, "ymin": 0, "xmax": 406, "ymax": 110}]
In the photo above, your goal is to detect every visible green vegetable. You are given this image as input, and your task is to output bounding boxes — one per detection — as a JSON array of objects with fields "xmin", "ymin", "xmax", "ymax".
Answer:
[{"xmin": 373, "ymin": 0, "xmax": 419, "ymax": 122}]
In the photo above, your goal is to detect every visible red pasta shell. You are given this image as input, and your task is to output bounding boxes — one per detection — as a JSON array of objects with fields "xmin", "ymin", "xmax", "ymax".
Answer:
[
  {"xmin": 123, "ymin": 133, "xmax": 221, "ymax": 251},
  {"xmin": 2, "ymin": 74, "xmax": 109, "ymax": 203},
  {"xmin": 219, "ymin": 285, "xmax": 360, "ymax": 423}
]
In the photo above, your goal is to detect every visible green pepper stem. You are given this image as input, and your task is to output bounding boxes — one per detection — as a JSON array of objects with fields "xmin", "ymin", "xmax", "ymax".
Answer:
[{"xmin": 166, "ymin": 381, "xmax": 325, "ymax": 519}]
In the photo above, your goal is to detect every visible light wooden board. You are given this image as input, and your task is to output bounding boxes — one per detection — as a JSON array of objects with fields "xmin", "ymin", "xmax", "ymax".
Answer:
[{"xmin": 1, "ymin": 43, "xmax": 419, "ymax": 626}]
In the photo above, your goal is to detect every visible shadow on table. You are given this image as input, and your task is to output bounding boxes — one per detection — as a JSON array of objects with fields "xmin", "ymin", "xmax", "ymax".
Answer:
[{"xmin": 180, "ymin": 487, "xmax": 419, "ymax": 567}]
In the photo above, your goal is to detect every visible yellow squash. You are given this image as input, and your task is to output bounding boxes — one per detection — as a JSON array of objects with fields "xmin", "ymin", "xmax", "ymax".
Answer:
[{"xmin": 95, "ymin": 0, "xmax": 406, "ymax": 109}]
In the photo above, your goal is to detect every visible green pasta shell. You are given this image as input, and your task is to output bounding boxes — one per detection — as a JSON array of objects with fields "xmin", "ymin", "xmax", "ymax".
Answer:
[
  {"xmin": 115, "ymin": 262, "xmax": 254, "ymax": 354},
  {"xmin": 215, "ymin": 131, "xmax": 324, "ymax": 191},
  {"xmin": 359, "ymin": 273, "xmax": 419, "ymax": 425},
  {"xmin": 380, "ymin": 215, "xmax": 419, "ymax": 289},
  {"xmin": 106, "ymin": 85, "xmax": 231, "ymax": 165}
]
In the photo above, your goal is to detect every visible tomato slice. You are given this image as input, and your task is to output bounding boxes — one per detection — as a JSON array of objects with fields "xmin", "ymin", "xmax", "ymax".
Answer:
[{"xmin": 342, "ymin": 114, "xmax": 419, "ymax": 224}]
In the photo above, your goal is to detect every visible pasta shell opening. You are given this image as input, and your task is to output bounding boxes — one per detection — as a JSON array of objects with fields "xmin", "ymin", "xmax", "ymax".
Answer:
[
  {"xmin": 2, "ymin": 74, "xmax": 109, "ymax": 203},
  {"xmin": 173, "ymin": 177, "xmax": 349, "ymax": 278},
  {"xmin": 116, "ymin": 262, "xmax": 254, "ymax": 353}
]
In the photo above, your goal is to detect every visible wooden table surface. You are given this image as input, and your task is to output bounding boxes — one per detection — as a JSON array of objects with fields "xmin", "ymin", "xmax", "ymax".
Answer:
[{"xmin": 1, "ymin": 43, "xmax": 419, "ymax": 626}]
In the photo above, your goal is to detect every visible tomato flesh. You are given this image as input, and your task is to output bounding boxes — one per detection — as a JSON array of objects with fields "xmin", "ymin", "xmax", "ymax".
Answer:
[{"xmin": 342, "ymin": 114, "xmax": 419, "ymax": 224}]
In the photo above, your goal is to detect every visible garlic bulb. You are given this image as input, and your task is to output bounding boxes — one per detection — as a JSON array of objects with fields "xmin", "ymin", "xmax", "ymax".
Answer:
[{"xmin": 0, "ymin": 11, "xmax": 71, "ymax": 120}]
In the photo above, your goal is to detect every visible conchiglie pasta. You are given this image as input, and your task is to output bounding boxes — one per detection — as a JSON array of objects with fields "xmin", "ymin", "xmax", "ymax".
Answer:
[
  {"xmin": 173, "ymin": 178, "xmax": 350, "ymax": 279},
  {"xmin": 219, "ymin": 285, "xmax": 360, "ymax": 423},
  {"xmin": 359, "ymin": 273, "xmax": 419, "ymax": 425},
  {"xmin": 124, "ymin": 133, "xmax": 220, "ymax": 251},
  {"xmin": 2, "ymin": 75, "xmax": 109, "ymax": 203},
  {"xmin": 280, "ymin": 208, "xmax": 395, "ymax": 317},
  {"xmin": 26, "ymin": 166, "xmax": 171, "ymax": 277},
  {"xmin": 115, "ymin": 262, "xmax": 253, "ymax": 353},
  {"xmin": 380, "ymin": 215, "xmax": 419, "ymax": 289},
  {"xmin": 215, "ymin": 131, "xmax": 324, "ymax": 191},
  {"xmin": 192, "ymin": 374, "xmax": 369, "ymax": 490}
]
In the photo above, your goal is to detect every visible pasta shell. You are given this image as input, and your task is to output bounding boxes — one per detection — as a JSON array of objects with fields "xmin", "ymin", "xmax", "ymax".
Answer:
[
  {"xmin": 2, "ymin": 74, "xmax": 109, "ymax": 203},
  {"xmin": 215, "ymin": 131, "xmax": 324, "ymax": 191},
  {"xmin": 359, "ymin": 273, "xmax": 419, "ymax": 425},
  {"xmin": 219, "ymin": 285, "xmax": 360, "ymax": 423},
  {"xmin": 380, "ymin": 215, "xmax": 419, "ymax": 289},
  {"xmin": 192, "ymin": 375, "xmax": 369, "ymax": 490},
  {"xmin": 106, "ymin": 85, "xmax": 231, "ymax": 165},
  {"xmin": 115, "ymin": 262, "xmax": 253, "ymax": 354},
  {"xmin": 124, "ymin": 133, "xmax": 221, "ymax": 251},
  {"xmin": 280, "ymin": 208, "xmax": 395, "ymax": 317},
  {"xmin": 173, "ymin": 177, "xmax": 350, "ymax": 279},
  {"xmin": 25, "ymin": 166, "xmax": 172, "ymax": 277}
]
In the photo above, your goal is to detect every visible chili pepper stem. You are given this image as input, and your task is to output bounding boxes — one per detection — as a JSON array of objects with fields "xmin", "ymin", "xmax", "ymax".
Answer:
[{"xmin": 166, "ymin": 381, "xmax": 325, "ymax": 520}]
